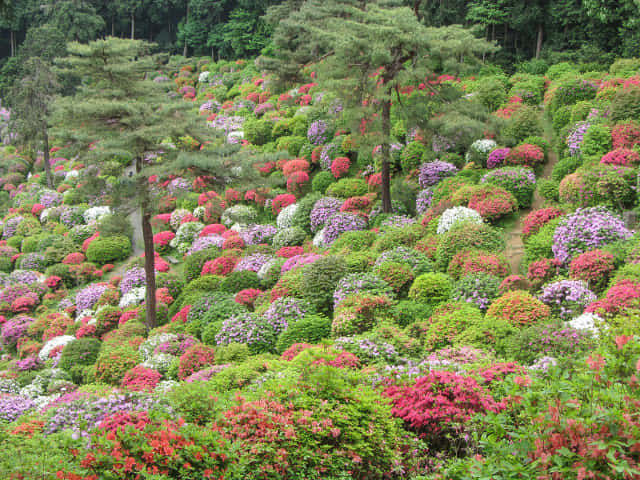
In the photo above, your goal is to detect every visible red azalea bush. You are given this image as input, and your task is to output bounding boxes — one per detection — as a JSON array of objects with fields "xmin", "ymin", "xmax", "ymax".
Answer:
[
  {"xmin": 611, "ymin": 120, "xmax": 640, "ymax": 149},
  {"xmin": 447, "ymin": 250, "xmax": 509, "ymax": 280},
  {"xmin": 522, "ymin": 207, "xmax": 564, "ymax": 238},
  {"xmin": 222, "ymin": 236, "xmax": 244, "ymax": 250},
  {"xmin": 486, "ymin": 290, "xmax": 551, "ymax": 326},
  {"xmin": 178, "ymin": 344, "xmax": 216, "ymax": 380},
  {"xmin": 225, "ymin": 188, "xmax": 241, "ymax": 203},
  {"xmin": 120, "ymin": 365, "xmax": 162, "ymax": 392},
  {"xmin": 467, "ymin": 186, "xmax": 517, "ymax": 221},
  {"xmin": 527, "ymin": 257, "xmax": 562, "ymax": 286},
  {"xmin": 276, "ymin": 246, "xmax": 304, "ymax": 258},
  {"xmin": 585, "ymin": 279, "xmax": 640, "ymax": 316},
  {"xmin": 59, "ymin": 417, "xmax": 231, "ymax": 479},
  {"xmin": 153, "ymin": 231, "xmax": 175, "ymax": 252},
  {"xmin": 505, "ymin": 144, "xmax": 545, "ymax": 168},
  {"xmin": 201, "ymin": 256, "xmax": 238, "ymax": 276},
  {"xmin": 62, "ymin": 252, "xmax": 86, "ymax": 265},
  {"xmin": 272, "ymin": 193, "xmax": 296, "ymax": 214},
  {"xmin": 600, "ymin": 148, "xmax": 640, "ymax": 166},
  {"xmin": 339, "ymin": 195, "xmax": 372, "ymax": 215},
  {"xmin": 282, "ymin": 159, "xmax": 310, "ymax": 177},
  {"xmin": 234, "ymin": 288, "xmax": 262, "ymax": 308},
  {"xmin": 569, "ymin": 249, "xmax": 615, "ymax": 290},
  {"xmin": 286, "ymin": 171, "xmax": 310, "ymax": 196},
  {"xmin": 200, "ymin": 223, "xmax": 226, "ymax": 236},
  {"xmin": 331, "ymin": 157, "xmax": 351, "ymax": 179},
  {"xmin": 312, "ymin": 351, "xmax": 360, "ymax": 369},
  {"xmin": 281, "ymin": 343, "xmax": 315, "ymax": 361},
  {"xmin": 383, "ymin": 370, "xmax": 506, "ymax": 441},
  {"xmin": 171, "ymin": 305, "xmax": 191, "ymax": 324}
]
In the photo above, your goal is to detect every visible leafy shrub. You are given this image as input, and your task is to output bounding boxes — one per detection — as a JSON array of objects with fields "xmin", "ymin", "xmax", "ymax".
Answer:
[
  {"xmin": 502, "ymin": 106, "xmax": 543, "ymax": 143},
  {"xmin": 301, "ymin": 255, "xmax": 347, "ymax": 314},
  {"xmin": 311, "ymin": 171, "xmax": 335, "ymax": 193},
  {"xmin": 93, "ymin": 344, "xmax": 141, "ymax": 384},
  {"xmin": 325, "ymin": 178, "xmax": 368, "ymax": 198},
  {"xmin": 58, "ymin": 337, "xmax": 101, "ymax": 383},
  {"xmin": 183, "ymin": 248, "xmax": 220, "ymax": 283},
  {"xmin": 408, "ymin": 272, "xmax": 452, "ymax": 306},
  {"xmin": 481, "ymin": 167, "xmax": 536, "ymax": 208},
  {"xmin": 476, "ymin": 76, "xmax": 507, "ymax": 111},
  {"xmin": 581, "ymin": 124, "xmax": 611, "ymax": 156},
  {"xmin": 611, "ymin": 85, "xmax": 640, "ymax": 123},
  {"xmin": 219, "ymin": 270, "xmax": 260, "ymax": 293},
  {"xmin": 537, "ymin": 179, "xmax": 559, "ymax": 201},
  {"xmin": 436, "ymin": 222, "xmax": 505, "ymax": 271},
  {"xmin": 243, "ymin": 118, "xmax": 272, "ymax": 145},
  {"xmin": 486, "ymin": 290, "xmax": 551, "ymax": 326},
  {"xmin": 276, "ymin": 314, "xmax": 331, "ymax": 353},
  {"xmin": 400, "ymin": 141, "xmax": 426, "ymax": 171},
  {"xmin": 85, "ymin": 236, "xmax": 131, "ymax": 264},
  {"xmin": 178, "ymin": 344, "xmax": 216, "ymax": 380},
  {"xmin": 422, "ymin": 301, "xmax": 484, "ymax": 351}
]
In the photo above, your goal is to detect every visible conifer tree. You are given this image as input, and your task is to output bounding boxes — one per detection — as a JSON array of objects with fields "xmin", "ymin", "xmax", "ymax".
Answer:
[{"xmin": 53, "ymin": 37, "xmax": 264, "ymax": 329}]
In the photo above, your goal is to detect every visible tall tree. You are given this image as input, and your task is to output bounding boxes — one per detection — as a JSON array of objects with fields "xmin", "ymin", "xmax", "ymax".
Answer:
[
  {"xmin": 263, "ymin": 0, "xmax": 494, "ymax": 212},
  {"xmin": 8, "ymin": 57, "xmax": 59, "ymax": 188},
  {"xmin": 53, "ymin": 37, "xmax": 264, "ymax": 329}
]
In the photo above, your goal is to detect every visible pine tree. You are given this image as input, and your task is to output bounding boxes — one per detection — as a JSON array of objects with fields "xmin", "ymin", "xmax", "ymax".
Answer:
[
  {"xmin": 8, "ymin": 57, "xmax": 60, "ymax": 188},
  {"xmin": 53, "ymin": 37, "xmax": 265, "ymax": 329},
  {"xmin": 263, "ymin": 0, "xmax": 495, "ymax": 212}
]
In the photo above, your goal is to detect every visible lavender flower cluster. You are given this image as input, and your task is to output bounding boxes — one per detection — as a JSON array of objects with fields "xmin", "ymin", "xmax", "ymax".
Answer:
[
  {"xmin": 1, "ymin": 315, "xmax": 35, "ymax": 347},
  {"xmin": 120, "ymin": 267, "xmax": 146, "ymax": 295},
  {"xmin": 487, "ymin": 148, "xmax": 511, "ymax": 169},
  {"xmin": 215, "ymin": 313, "xmax": 276, "ymax": 352},
  {"xmin": 452, "ymin": 274, "xmax": 501, "ymax": 310},
  {"xmin": 310, "ymin": 197, "xmax": 342, "ymax": 233},
  {"xmin": 320, "ymin": 143, "xmax": 340, "ymax": 170},
  {"xmin": 416, "ymin": 189, "xmax": 433, "ymax": 215},
  {"xmin": 261, "ymin": 297, "xmax": 310, "ymax": 336},
  {"xmin": 186, "ymin": 235, "xmax": 224, "ymax": 256},
  {"xmin": 333, "ymin": 336, "xmax": 398, "ymax": 364},
  {"xmin": 281, "ymin": 253, "xmax": 323, "ymax": 273},
  {"xmin": 0, "ymin": 394, "xmax": 35, "ymax": 422},
  {"xmin": 2, "ymin": 215, "xmax": 23, "ymax": 239},
  {"xmin": 380, "ymin": 215, "xmax": 416, "ymax": 230},
  {"xmin": 418, "ymin": 161, "xmax": 458, "ymax": 187},
  {"xmin": 307, "ymin": 120, "xmax": 328, "ymax": 145},
  {"xmin": 323, "ymin": 212, "xmax": 367, "ymax": 245},
  {"xmin": 566, "ymin": 121, "xmax": 590, "ymax": 156},
  {"xmin": 552, "ymin": 207, "xmax": 632, "ymax": 264},
  {"xmin": 333, "ymin": 273, "xmax": 394, "ymax": 307},
  {"xmin": 240, "ymin": 224, "xmax": 278, "ymax": 245},
  {"xmin": 76, "ymin": 283, "xmax": 110, "ymax": 311},
  {"xmin": 235, "ymin": 254, "xmax": 273, "ymax": 273},
  {"xmin": 539, "ymin": 280, "xmax": 597, "ymax": 319}
]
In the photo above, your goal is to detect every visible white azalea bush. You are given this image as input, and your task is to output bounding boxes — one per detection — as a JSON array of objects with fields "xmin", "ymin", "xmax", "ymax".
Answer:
[{"xmin": 437, "ymin": 206, "xmax": 483, "ymax": 234}]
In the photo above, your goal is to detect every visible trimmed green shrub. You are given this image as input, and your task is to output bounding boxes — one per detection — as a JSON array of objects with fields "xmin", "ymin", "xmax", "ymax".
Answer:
[
  {"xmin": 243, "ymin": 118, "xmax": 272, "ymax": 145},
  {"xmin": 301, "ymin": 255, "xmax": 347, "ymax": 314},
  {"xmin": 311, "ymin": 171, "xmax": 335, "ymax": 193},
  {"xmin": 59, "ymin": 338, "xmax": 102, "ymax": 383},
  {"xmin": 183, "ymin": 248, "xmax": 220, "ymax": 283},
  {"xmin": 408, "ymin": 272, "xmax": 452, "ymax": 306},
  {"xmin": 275, "ymin": 314, "xmax": 332, "ymax": 353},
  {"xmin": 393, "ymin": 300, "xmax": 433, "ymax": 327},
  {"xmin": 325, "ymin": 178, "xmax": 368, "ymax": 198},
  {"xmin": 85, "ymin": 235, "xmax": 131, "ymax": 264},
  {"xmin": 219, "ymin": 271, "xmax": 261, "ymax": 294},
  {"xmin": 436, "ymin": 222, "xmax": 505, "ymax": 271},
  {"xmin": 581, "ymin": 124, "xmax": 611, "ymax": 156},
  {"xmin": 400, "ymin": 141, "xmax": 427, "ymax": 172}
]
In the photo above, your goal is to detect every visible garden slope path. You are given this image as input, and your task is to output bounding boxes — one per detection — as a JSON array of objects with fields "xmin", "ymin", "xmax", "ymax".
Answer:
[
  {"xmin": 105, "ymin": 208, "xmax": 145, "ymax": 280},
  {"xmin": 504, "ymin": 123, "xmax": 560, "ymax": 275}
]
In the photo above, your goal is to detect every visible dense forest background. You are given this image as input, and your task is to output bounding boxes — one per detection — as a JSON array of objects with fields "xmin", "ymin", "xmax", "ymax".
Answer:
[{"xmin": 1, "ymin": 0, "xmax": 639, "ymax": 80}]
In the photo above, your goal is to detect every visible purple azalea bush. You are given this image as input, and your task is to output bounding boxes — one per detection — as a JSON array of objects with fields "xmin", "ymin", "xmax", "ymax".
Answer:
[
  {"xmin": 418, "ymin": 161, "xmax": 458, "ymax": 187},
  {"xmin": 487, "ymin": 148, "xmax": 511, "ymax": 169},
  {"xmin": 310, "ymin": 197, "xmax": 342, "ymax": 233},
  {"xmin": 307, "ymin": 120, "xmax": 328, "ymax": 145},
  {"xmin": 323, "ymin": 212, "xmax": 367, "ymax": 245},
  {"xmin": 0, "ymin": 394, "xmax": 35, "ymax": 422},
  {"xmin": 76, "ymin": 283, "xmax": 110, "ymax": 311},
  {"xmin": 552, "ymin": 207, "xmax": 632, "ymax": 264},
  {"xmin": 539, "ymin": 280, "xmax": 597, "ymax": 319},
  {"xmin": 120, "ymin": 268, "xmax": 146, "ymax": 295}
]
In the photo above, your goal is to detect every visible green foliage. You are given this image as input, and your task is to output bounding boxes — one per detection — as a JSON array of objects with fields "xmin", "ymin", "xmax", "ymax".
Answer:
[
  {"xmin": 436, "ymin": 222, "xmax": 505, "ymax": 271},
  {"xmin": 85, "ymin": 236, "xmax": 131, "ymax": 264},
  {"xmin": 59, "ymin": 338, "xmax": 101, "ymax": 383},
  {"xmin": 325, "ymin": 178, "xmax": 368, "ymax": 198},
  {"xmin": 219, "ymin": 271, "xmax": 261, "ymax": 294},
  {"xmin": 311, "ymin": 171, "xmax": 335, "ymax": 193},
  {"xmin": 537, "ymin": 179, "xmax": 560, "ymax": 202},
  {"xmin": 400, "ymin": 141, "xmax": 427, "ymax": 172},
  {"xmin": 302, "ymin": 256, "xmax": 347, "ymax": 314},
  {"xmin": 183, "ymin": 248, "xmax": 220, "ymax": 283},
  {"xmin": 611, "ymin": 86, "xmax": 640, "ymax": 123},
  {"xmin": 502, "ymin": 106, "xmax": 543, "ymax": 144},
  {"xmin": 524, "ymin": 217, "xmax": 561, "ymax": 265},
  {"xmin": 581, "ymin": 124, "xmax": 612, "ymax": 156},
  {"xmin": 408, "ymin": 272, "xmax": 452, "ymax": 306},
  {"xmin": 243, "ymin": 118, "xmax": 273, "ymax": 145},
  {"xmin": 275, "ymin": 314, "xmax": 332, "ymax": 353},
  {"xmin": 475, "ymin": 76, "xmax": 507, "ymax": 111},
  {"xmin": 552, "ymin": 156, "xmax": 583, "ymax": 181}
]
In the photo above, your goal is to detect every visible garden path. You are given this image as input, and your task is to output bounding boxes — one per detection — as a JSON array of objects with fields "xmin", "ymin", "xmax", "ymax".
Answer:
[{"xmin": 504, "ymin": 124, "xmax": 559, "ymax": 275}]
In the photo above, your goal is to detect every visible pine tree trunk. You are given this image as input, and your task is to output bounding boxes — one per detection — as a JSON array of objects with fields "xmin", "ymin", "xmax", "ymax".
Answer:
[
  {"xmin": 183, "ymin": 3, "xmax": 190, "ymax": 57},
  {"xmin": 43, "ymin": 132, "xmax": 53, "ymax": 189},
  {"xmin": 381, "ymin": 98, "xmax": 392, "ymax": 214},
  {"xmin": 131, "ymin": 12, "xmax": 135, "ymax": 40},
  {"xmin": 536, "ymin": 23, "xmax": 543, "ymax": 58},
  {"xmin": 10, "ymin": 30, "xmax": 14, "ymax": 57},
  {"xmin": 142, "ymin": 206, "xmax": 157, "ymax": 331}
]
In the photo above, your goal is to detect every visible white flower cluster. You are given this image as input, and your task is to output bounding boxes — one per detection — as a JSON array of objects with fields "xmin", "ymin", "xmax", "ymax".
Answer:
[
  {"xmin": 139, "ymin": 333, "xmax": 178, "ymax": 361},
  {"xmin": 155, "ymin": 380, "xmax": 178, "ymax": 394},
  {"xmin": 471, "ymin": 138, "xmax": 497, "ymax": 154},
  {"xmin": 40, "ymin": 207, "xmax": 54, "ymax": 223},
  {"xmin": 198, "ymin": 71, "xmax": 210, "ymax": 83},
  {"xmin": 313, "ymin": 227, "xmax": 327, "ymax": 248},
  {"xmin": 221, "ymin": 205, "xmax": 258, "ymax": 227},
  {"xmin": 566, "ymin": 312, "xmax": 602, "ymax": 336},
  {"xmin": 169, "ymin": 208, "xmax": 191, "ymax": 230},
  {"xmin": 83, "ymin": 206, "xmax": 112, "ymax": 224},
  {"xmin": 142, "ymin": 353, "xmax": 175, "ymax": 374},
  {"xmin": 437, "ymin": 206, "xmax": 483, "ymax": 234},
  {"xmin": 38, "ymin": 335, "xmax": 75, "ymax": 361},
  {"xmin": 64, "ymin": 170, "xmax": 79, "ymax": 181},
  {"xmin": 257, "ymin": 258, "xmax": 277, "ymax": 280},
  {"xmin": 171, "ymin": 221, "xmax": 204, "ymax": 247},
  {"xmin": 193, "ymin": 206, "xmax": 205, "ymax": 220},
  {"xmin": 276, "ymin": 203, "xmax": 298, "ymax": 229},
  {"xmin": 119, "ymin": 286, "xmax": 146, "ymax": 308}
]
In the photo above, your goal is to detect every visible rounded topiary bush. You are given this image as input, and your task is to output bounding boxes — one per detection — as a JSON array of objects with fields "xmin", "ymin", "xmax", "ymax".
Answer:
[
  {"xmin": 85, "ymin": 235, "xmax": 131, "ymax": 264},
  {"xmin": 275, "ymin": 314, "xmax": 332, "ymax": 353},
  {"xmin": 422, "ymin": 301, "xmax": 485, "ymax": 351},
  {"xmin": 58, "ymin": 337, "xmax": 102, "ymax": 383},
  {"xmin": 301, "ymin": 255, "xmax": 347, "ymax": 314},
  {"xmin": 436, "ymin": 222, "xmax": 505, "ymax": 271},
  {"xmin": 408, "ymin": 272, "xmax": 452, "ymax": 306},
  {"xmin": 219, "ymin": 271, "xmax": 261, "ymax": 294},
  {"xmin": 93, "ymin": 344, "xmax": 141, "ymax": 385},
  {"xmin": 486, "ymin": 290, "xmax": 551, "ymax": 326}
]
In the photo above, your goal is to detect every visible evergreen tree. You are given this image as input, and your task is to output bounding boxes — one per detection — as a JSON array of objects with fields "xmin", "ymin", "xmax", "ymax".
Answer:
[
  {"xmin": 7, "ymin": 57, "xmax": 59, "ymax": 188},
  {"xmin": 264, "ymin": 0, "xmax": 494, "ymax": 212}
]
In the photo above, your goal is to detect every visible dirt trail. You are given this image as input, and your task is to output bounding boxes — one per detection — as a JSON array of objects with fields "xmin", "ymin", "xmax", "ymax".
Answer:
[{"xmin": 504, "ymin": 121, "xmax": 559, "ymax": 275}]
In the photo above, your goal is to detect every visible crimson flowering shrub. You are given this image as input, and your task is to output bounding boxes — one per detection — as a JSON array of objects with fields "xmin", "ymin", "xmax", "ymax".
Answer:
[
  {"xmin": 611, "ymin": 120, "xmax": 640, "ymax": 149},
  {"xmin": 600, "ymin": 147, "xmax": 640, "ymax": 166},
  {"xmin": 339, "ymin": 195, "xmax": 372, "ymax": 216},
  {"xmin": 201, "ymin": 256, "xmax": 238, "ymax": 276},
  {"xmin": 234, "ymin": 288, "xmax": 262, "ymax": 308},
  {"xmin": 486, "ymin": 290, "xmax": 551, "ymax": 326},
  {"xmin": 569, "ymin": 249, "xmax": 615, "ymax": 291},
  {"xmin": 153, "ymin": 231, "xmax": 175, "ymax": 253},
  {"xmin": 178, "ymin": 344, "xmax": 216, "ymax": 380},
  {"xmin": 384, "ymin": 370, "xmax": 506, "ymax": 447},
  {"xmin": 522, "ymin": 207, "xmax": 564, "ymax": 238},
  {"xmin": 280, "ymin": 342, "xmax": 315, "ymax": 361},
  {"xmin": 59, "ymin": 417, "xmax": 231, "ymax": 479},
  {"xmin": 286, "ymin": 171, "xmax": 310, "ymax": 196},
  {"xmin": 585, "ymin": 279, "xmax": 640, "ymax": 316},
  {"xmin": 468, "ymin": 185, "xmax": 518, "ymax": 220},
  {"xmin": 505, "ymin": 143, "xmax": 545, "ymax": 168},
  {"xmin": 330, "ymin": 156, "xmax": 351, "ymax": 178},
  {"xmin": 120, "ymin": 366, "xmax": 162, "ymax": 392},
  {"xmin": 447, "ymin": 250, "xmax": 509, "ymax": 280},
  {"xmin": 527, "ymin": 257, "xmax": 562, "ymax": 287},
  {"xmin": 272, "ymin": 193, "xmax": 296, "ymax": 214},
  {"xmin": 282, "ymin": 159, "xmax": 310, "ymax": 177}
]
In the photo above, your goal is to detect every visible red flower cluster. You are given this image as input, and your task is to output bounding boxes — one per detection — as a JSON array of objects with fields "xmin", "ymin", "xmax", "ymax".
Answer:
[
  {"xmin": 600, "ymin": 147, "xmax": 640, "ymax": 166},
  {"xmin": 331, "ymin": 157, "xmax": 351, "ymax": 179},
  {"xmin": 486, "ymin": 290, "xmax": 551, "ymax": 326},
  {"xmin": 201, "ymin": 256, "xmax": 238, "ymax": 276},
  {"xmin": 272, "ymin": 193, "xmax": 296, "ymax": 214},
  {"xmin": 448, "ymin": 250, "xmax": 509, "ymax": 280},
  {"xmin": 612, "ymin": 120, "xmax": 640, "ymax": 149},
  {"xmin": 280, "ymin": 343, "xmax": 315, "ymax": 361},
  {"xmin": 178, "ymin": 344, "xmax": 216, "ymax": 380},
  {"xmin": 527, "ymin": 257, "xmax": 562, "ymax": 286},
  {"xmin": 522, "ymin": 207, "xmax": 564, "ymax": 238},
  {"xmin": 585, "ymin": 279, "xmax": 640, "ymax": 316},
  {"xmin": 282, "ymin": 159, "xmax": 310, "ymax": 177},
  {"xmin": 234, "ymin": 288, "xmax": 262, "ymax": 307},
  {"xmin": 506, "ymin": 143, "xmax": 545, "ymax": 168},
  {"xmin": 384, "ymin": 370, "xmax": 506, "ymax": 438},
  {"xmin": 121, "ymin": 366, "xmax": 162, "ymax": 392},
  {"xmin": 276, "ymin": 246, "xmax": 304, "ymax": 258},
  {"xmin": 569, "ymin": 249, "xmax": 615, "ymax": 289}
]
